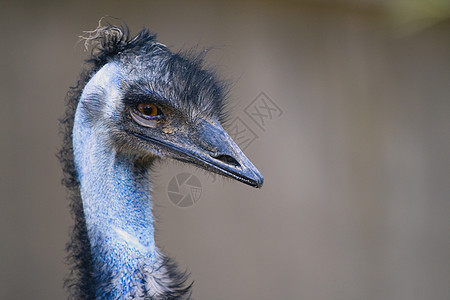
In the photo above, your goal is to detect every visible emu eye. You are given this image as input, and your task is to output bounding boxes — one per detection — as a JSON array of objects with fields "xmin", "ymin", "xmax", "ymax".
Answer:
[
  {"xmin": 131, "ymin": 104, "xmax": 162, "ymax": 128},
  {"xmin": 137, "ymin": 103, "xmax": 160, "ymax": 117}
]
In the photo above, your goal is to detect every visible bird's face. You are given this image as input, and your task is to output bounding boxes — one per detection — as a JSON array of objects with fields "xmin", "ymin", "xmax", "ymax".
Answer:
[{"xmin": 90, "ymin": 53, "xmax": 263, "ymax": 188}]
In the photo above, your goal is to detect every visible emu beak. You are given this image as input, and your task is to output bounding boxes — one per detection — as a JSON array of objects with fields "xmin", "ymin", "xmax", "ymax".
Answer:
[
  {"xmin": 186, "ymin": 119, "xmax": 264, "ymax": 188},
  {"xmin": 132, "ymin": 118, "xmax": 263, "ymax": 188},
  {"xmin": 134, "ymin": 118, "xmax": 264, "ymax": 188}
]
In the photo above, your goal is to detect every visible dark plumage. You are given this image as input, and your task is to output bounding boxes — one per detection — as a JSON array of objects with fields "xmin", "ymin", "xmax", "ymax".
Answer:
[{"xmin": 59, "ymin": 24, "xmax": 262, "ymax": 299}]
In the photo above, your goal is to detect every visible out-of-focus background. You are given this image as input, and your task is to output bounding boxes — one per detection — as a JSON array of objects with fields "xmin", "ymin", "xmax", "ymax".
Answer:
[{"xmin": 1, "ymin": 0, "xmax": 449, "ymax": 299}]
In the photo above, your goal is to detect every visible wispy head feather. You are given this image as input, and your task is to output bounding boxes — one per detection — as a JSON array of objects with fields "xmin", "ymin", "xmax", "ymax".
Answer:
[{"xmin": 78, "ymin": 21, "xmax": 158, "ymax": 72}]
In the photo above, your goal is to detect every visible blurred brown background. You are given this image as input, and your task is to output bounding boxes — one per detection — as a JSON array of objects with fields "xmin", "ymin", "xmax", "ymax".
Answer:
[{"xmin": 1, "ymin": 0, "xmax": 449, "ymax": 299}]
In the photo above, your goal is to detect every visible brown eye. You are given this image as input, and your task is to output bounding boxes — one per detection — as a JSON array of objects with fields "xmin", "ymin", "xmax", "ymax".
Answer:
[{"xmin": 137, "ymin": 103, "xmax": 159, "ymax": 117}]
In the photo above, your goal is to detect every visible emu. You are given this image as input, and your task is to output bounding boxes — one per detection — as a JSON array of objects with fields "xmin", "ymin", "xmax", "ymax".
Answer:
[{"xmin": 59, "ymin": 25, "xmax": 263, "ymax": 299}]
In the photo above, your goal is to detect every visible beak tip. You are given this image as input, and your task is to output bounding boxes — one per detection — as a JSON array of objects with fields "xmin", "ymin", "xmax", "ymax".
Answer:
[
  {"xmin": 257, "ymin": 177, "xmax": 264, "ymax": 188},
  {"xmin": 252, "ymin": 172, "xmax": 264, "ymax": 189}
]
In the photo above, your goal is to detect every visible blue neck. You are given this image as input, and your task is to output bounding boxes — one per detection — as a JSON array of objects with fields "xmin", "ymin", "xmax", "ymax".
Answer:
[
  {"xmin": 73, "ymin": 111, "xmax": 158, "ymax": 298},
  {"xmin": 71, "ymin": 63, "xmax": 188, "ymax": 299}
]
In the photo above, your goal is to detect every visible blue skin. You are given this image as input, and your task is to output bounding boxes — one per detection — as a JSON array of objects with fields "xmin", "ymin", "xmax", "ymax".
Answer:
[{"xmin": 73, "ymin": 63, "xmax": 158, "ymax": 298}]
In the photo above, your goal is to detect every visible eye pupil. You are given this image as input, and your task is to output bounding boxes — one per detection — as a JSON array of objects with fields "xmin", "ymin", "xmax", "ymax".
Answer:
[
  {"xmin": 142, "ymin": 105, "xmax": 154, "ymax": 115},
  {"xmin": 137, "ymin": 104, "xmax": 158, "ymax": 117}
]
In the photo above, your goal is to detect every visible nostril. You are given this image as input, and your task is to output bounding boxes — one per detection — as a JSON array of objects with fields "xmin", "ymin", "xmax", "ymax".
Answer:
[{"xmin": 213, "ymin": 154, "xmax": 240, "ymax": 167}]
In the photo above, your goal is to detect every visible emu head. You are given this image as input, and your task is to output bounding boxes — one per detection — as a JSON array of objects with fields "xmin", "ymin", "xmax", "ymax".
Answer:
[{"xmin": 77, "ymin": 27, "xmax": 263, "ymax": 187}]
